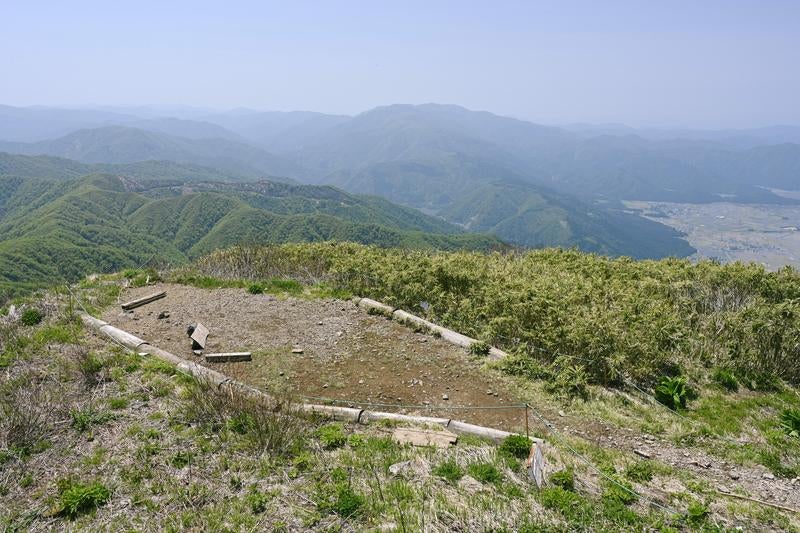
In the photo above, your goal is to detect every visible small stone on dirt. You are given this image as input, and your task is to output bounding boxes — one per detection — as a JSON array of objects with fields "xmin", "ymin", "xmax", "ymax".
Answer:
[
  {"xmin": 729, "ymin": 471, "xmax": 740, "ymax": 480},
  {"xmin": 558, "ymin": 410, "xmax": 566, "ymax": 417},
  {"xmin": 157, "ymin": 311, "xmax": 170, "ymax": 319},
  {"xmin": 291, "ymin": 348, "xmax": 304, "ymax": 354},
  {"xmin": 389, "ymin": 461, "xmax": 413, "ymax": 476},
  {"xmin": 442, "ymin": 394, "xmax": 449, "ymax": 400},
  {"xmin": 458, "ymin": 475, "xmax": 487, "ymax": 493},
  {"xmin": 634, "ymin": 449, "xmax": 652, "ymax": 459},
  {"xmin": 762, "ymin": 472, "xmax": 775, "ymax": 480},
  {"xmin": 719, "ymin": 485, "xmax": 731, "ymax": 493},
  {"xmin": 358, "ymin": 379, "xmax": 364, "ymax": 384}
]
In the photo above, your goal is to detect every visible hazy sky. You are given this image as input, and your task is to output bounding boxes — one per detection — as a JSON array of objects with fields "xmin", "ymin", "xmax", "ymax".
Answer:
[{"xmin": 2, "ymin": 0, "xmax": 798, "ymax": 128}]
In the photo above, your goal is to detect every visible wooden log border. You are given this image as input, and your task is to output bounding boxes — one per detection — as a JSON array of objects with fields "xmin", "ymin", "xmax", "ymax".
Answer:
[
  {"xmin": 355, "ymin": 298, "xmax": 509, "ymax": 361},
  {"xmin": 79, "ymin": 312, "xmax": 534, "ymax": 443}
]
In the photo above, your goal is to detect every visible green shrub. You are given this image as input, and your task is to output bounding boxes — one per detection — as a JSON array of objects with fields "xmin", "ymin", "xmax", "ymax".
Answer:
[
  {"xmin": 549, "ymin": 468, "xmax": 575, "ymax": 491},
  {"xmin": 499, "ymin": 434, "xmax": 533, "ymax": 459},
  {"xmin": 624, "ymin": 461, "xmax": 654, "ymax": 483},
  {"xmin": 247, "ymin": 487, "xmax": 271, "ymax": 514},
  {"xmin": 108, "ymin": 397, "xmax": 129, "ymax": 410},
  {"xmin": 601, "ymin": 476, "xmax": 638, "ymax": 505},
  {"xmin": 70, "ymin": 407, "xmax": 113, "ymax": 432},
  {"xmin": 712, "ymin": 368, "xmax": 739, "ymax": 392},
  {"xmin": 317, "ymin": 423, "xmax": 346, "ymax": 449},
  {"xmin": 170, "ymin": 451, "xmax": 193, "ymax": 468},
  {"xmin": 432, "ymin": 460, "xmax": 464, "ymax": 483},
  {"xmin": 654, "ymin": 376, "xmax": 691, "ymax": 410},
  {"xmin": 467, "ymin": 462, "xmax": 502, "ymax": 484},
  {"xmin": 316, "ymin": 485, "xmax": 364, "ymax": 518},
  {"xmin": 247, "ymin": 284, "xmax": 264, "ymax": 295},
  {"xmin": 686, "ymin": 501, "xmax": 709, "ymax": 526},
  {"xmin": 227, "ymin": 413, "xmax": 255, "ymax": 434},
  {"xmin": 20, "ymin": 308, "xmax": 43, "ymax": 326},
  {"xmin": 780, "ymin": 409, "xmax": 800, "ymax": 438},
  {"xmin": 56, "ymin": 478, "xmax": 111, "ymax": 518},
  {"xmin": 547, "ymin": 364, "xmax": 590, "ymax": 400},
  {"xmin": 469, "ymin": 340, "xmax": 490, "ymax": 356},
  {"xmin": 538, "ymin": 486, "xmax": 590, "ymax": 522}
]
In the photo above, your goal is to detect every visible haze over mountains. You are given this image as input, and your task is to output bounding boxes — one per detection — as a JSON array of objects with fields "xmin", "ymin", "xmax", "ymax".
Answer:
[{"xmin": 1, "ymin": 102, "xmax": 799, "ymax": 295}]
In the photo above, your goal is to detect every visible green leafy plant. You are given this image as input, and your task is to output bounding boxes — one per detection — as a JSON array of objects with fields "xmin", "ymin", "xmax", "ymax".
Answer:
[
  {"xmin": 624, "ymin": 461, "xmax": 654, "ymax": 483},
  {"xmin": 549, "ymin": 468, "xmax": 575, "ymax": 491},
  {"xmin": 467, "ymin": 462, "xmax": 502, "ymax": 484},
  {"xmin": 686, "ymin": 501, "xmax": 709, "ymax": 526},
  {"xmin": 547, "ymin": 364, "xmax": 590, "ymax": 400},
  {"xmin": 469, "ymin": 340, "xmax": 490, "ymax": 356},
  {"xmin": 247, "ymin": 283, "xmax": 264, "ymax": 295},
  {"xmin": 432, "ymin": 460, "xmax": 463, "ymax": 483},
  {"xmin": 499, "ymin": 434, "xmax": 533, "ymax": 459},
  {"xmin": 712, "ymin": 368, "xmax": 738, "ymax": 392},
  {"xmin": 56, "ymin": 478, "xmax": 111, "ymax": 518},
  {"xmin": 780, "ymin": 409, "xmax": 800, "ymax": 438},
  {"xmin": 317, "ymin": 423, "xmax": 346, "ymax": 449},
  {"xmin": 20, "ymin": 308, "xmax": 43, "ymax": 326},
  {"xmin": 654, "ymin": 376, "xmax": 691, "ymax": 410}
]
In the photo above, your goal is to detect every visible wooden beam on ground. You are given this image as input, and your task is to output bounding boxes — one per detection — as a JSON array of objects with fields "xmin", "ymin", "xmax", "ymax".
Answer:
[
  {"xmin": 393, "ymin": 427, "xmax": 458, "ymax": 448},
  {"xmin": 190, "ymin": 322, "xmax": 209, "ymax": 349},
  {"xmin": 527, "ymin": 442, "xmax": 546, "ymax": 488},
  {"xmin": 204, "ymin": 352, "xmax": 252, "ymax": 363},
  {"xmin": 121, "ymin": 291, "xmax": 166, "ymax": 311}
]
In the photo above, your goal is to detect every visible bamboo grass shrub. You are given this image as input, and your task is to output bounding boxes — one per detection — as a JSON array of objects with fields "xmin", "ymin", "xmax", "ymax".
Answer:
[{"xmin": 191, "ymin": 243, "xmax": 800, "ymax": 388}]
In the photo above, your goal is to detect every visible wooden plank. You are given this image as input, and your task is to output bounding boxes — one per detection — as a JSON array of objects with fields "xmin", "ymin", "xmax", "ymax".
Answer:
[
  {"xmin": 190, "ymin": 323, "xmax": 209, "ymax": 349},
  {"xmin": 204, "ymin": 352, "xmax": 252, "ymax": 363},
  {"xmin": 392, "ymin": 427, "xmax": 458, "ymax": 448},
  {"xmin": 121, "ymin": 291, "xmax": 166, "ymax": 311},
  {"xmin": 526, "ymin": 443, "xmax": 546, "ymax": 488}
]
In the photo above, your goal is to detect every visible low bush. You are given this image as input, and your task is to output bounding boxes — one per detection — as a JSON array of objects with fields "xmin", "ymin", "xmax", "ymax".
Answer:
[
  {"xmin": 20, "ymin": 308, "xmax": 43, "ymax": 326},
  {"xmin": 73, "ymin": 349, "xmax": 105, "ymax": 387},
  {"xmin": 780, "ymin": 409, "xmax": 800, "ymax": 438},
  {"xmin": 469, "ymin": 340, "xmax": 490, "ymax": 356},
  {"xmin": 247, "ymin": 283, "xmax": 264, "ymax": 295},
  {"xmin": 624, "ymin": 461, "xmax": 654, "ymax": 483},
  {"xmin": 467, "ymin": 462, "xmax": 502, "ymax": 484},
  {"xmin": 712, "ymin": 368, "xmax": 739, "ymax": 392},
  {"xmin": 317, "ymin": 423, "xmax": 346, "ymax": 449},
  {"xmin": 654, "ymin": 376, "xmax": 691, "ymax": 410},
  {"xmin": 432, "ymin": 460, "xmax": 463, "ymax": 483},
  {"xmin": 56, "ymin": 478, "xmax": 111, "ymax": 518},
  {"xmin": 499, "ymin": 434, "xmax": 533, "ymax": 459},
  {"xmin": 686, "ymin": 501, "xmax": 710, "ymax": 526},
  {"xmin": 180, "ymin": 377, "xmax": 307, "ymax": 455},
  {"xmin": 549, "ymin": 468, "xmax": 575, "ymax": 491}
]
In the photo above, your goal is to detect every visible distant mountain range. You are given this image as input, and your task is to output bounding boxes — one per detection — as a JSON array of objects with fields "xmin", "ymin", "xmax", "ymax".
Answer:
[{"xmin": 1, "ymin": 102, "xmax": 798, "ymax": 267}]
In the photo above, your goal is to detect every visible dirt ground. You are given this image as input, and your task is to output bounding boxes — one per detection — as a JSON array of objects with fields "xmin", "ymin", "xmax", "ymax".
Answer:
[{"xmin": 103, "ymin": 283, "xmax": 528, "ymax": 431}]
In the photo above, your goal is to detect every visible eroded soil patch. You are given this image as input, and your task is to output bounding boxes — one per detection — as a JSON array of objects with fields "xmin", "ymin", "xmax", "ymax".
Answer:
[{"xmin": 104, "ymin": 283, "xmax": 527, "ymax": 430}]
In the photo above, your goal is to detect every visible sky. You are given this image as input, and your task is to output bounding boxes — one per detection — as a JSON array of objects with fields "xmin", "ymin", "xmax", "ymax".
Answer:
[{"xmin": 1, "ymin": 0, "xmax": 798, "ymax": 128}]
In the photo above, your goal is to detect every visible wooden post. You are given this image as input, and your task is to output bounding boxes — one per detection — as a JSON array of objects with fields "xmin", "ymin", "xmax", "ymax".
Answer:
[
  {"xmin": 525, "ymin": 404, "xmax": 530, "ymax": 439},
  {"xmin": 121, "ymin": 291, "xmax": 166, "ymax": 310},
  {"xmin": 205, "ymin": 352, "xmax": 251, "ymax": 363}
]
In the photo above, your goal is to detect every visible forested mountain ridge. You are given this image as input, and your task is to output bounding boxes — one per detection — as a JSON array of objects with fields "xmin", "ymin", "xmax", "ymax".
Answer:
[{"xmin": 0, "ymin": 169, "xmax": 501, "ymax": 299}]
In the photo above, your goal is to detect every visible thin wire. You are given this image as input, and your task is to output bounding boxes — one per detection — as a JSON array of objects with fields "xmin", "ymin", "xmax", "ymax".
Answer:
[{"xmin": 299, "ymin": 394, "xmax": 527, "ymax": 411}]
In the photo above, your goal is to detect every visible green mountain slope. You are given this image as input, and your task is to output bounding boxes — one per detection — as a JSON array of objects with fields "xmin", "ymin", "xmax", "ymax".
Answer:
[
  {"xmin": 0, "ymin": 173, "xmax": 501, "ymax": 299},
  {"xmin": 442, "ymin": 181, "xmax": 695, "ymax": 258}
]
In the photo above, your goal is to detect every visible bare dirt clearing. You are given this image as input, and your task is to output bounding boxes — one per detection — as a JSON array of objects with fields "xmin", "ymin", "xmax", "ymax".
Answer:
[{"xmin": 104, "ymin": 283, "xmax": 528, "ymax": 430}]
